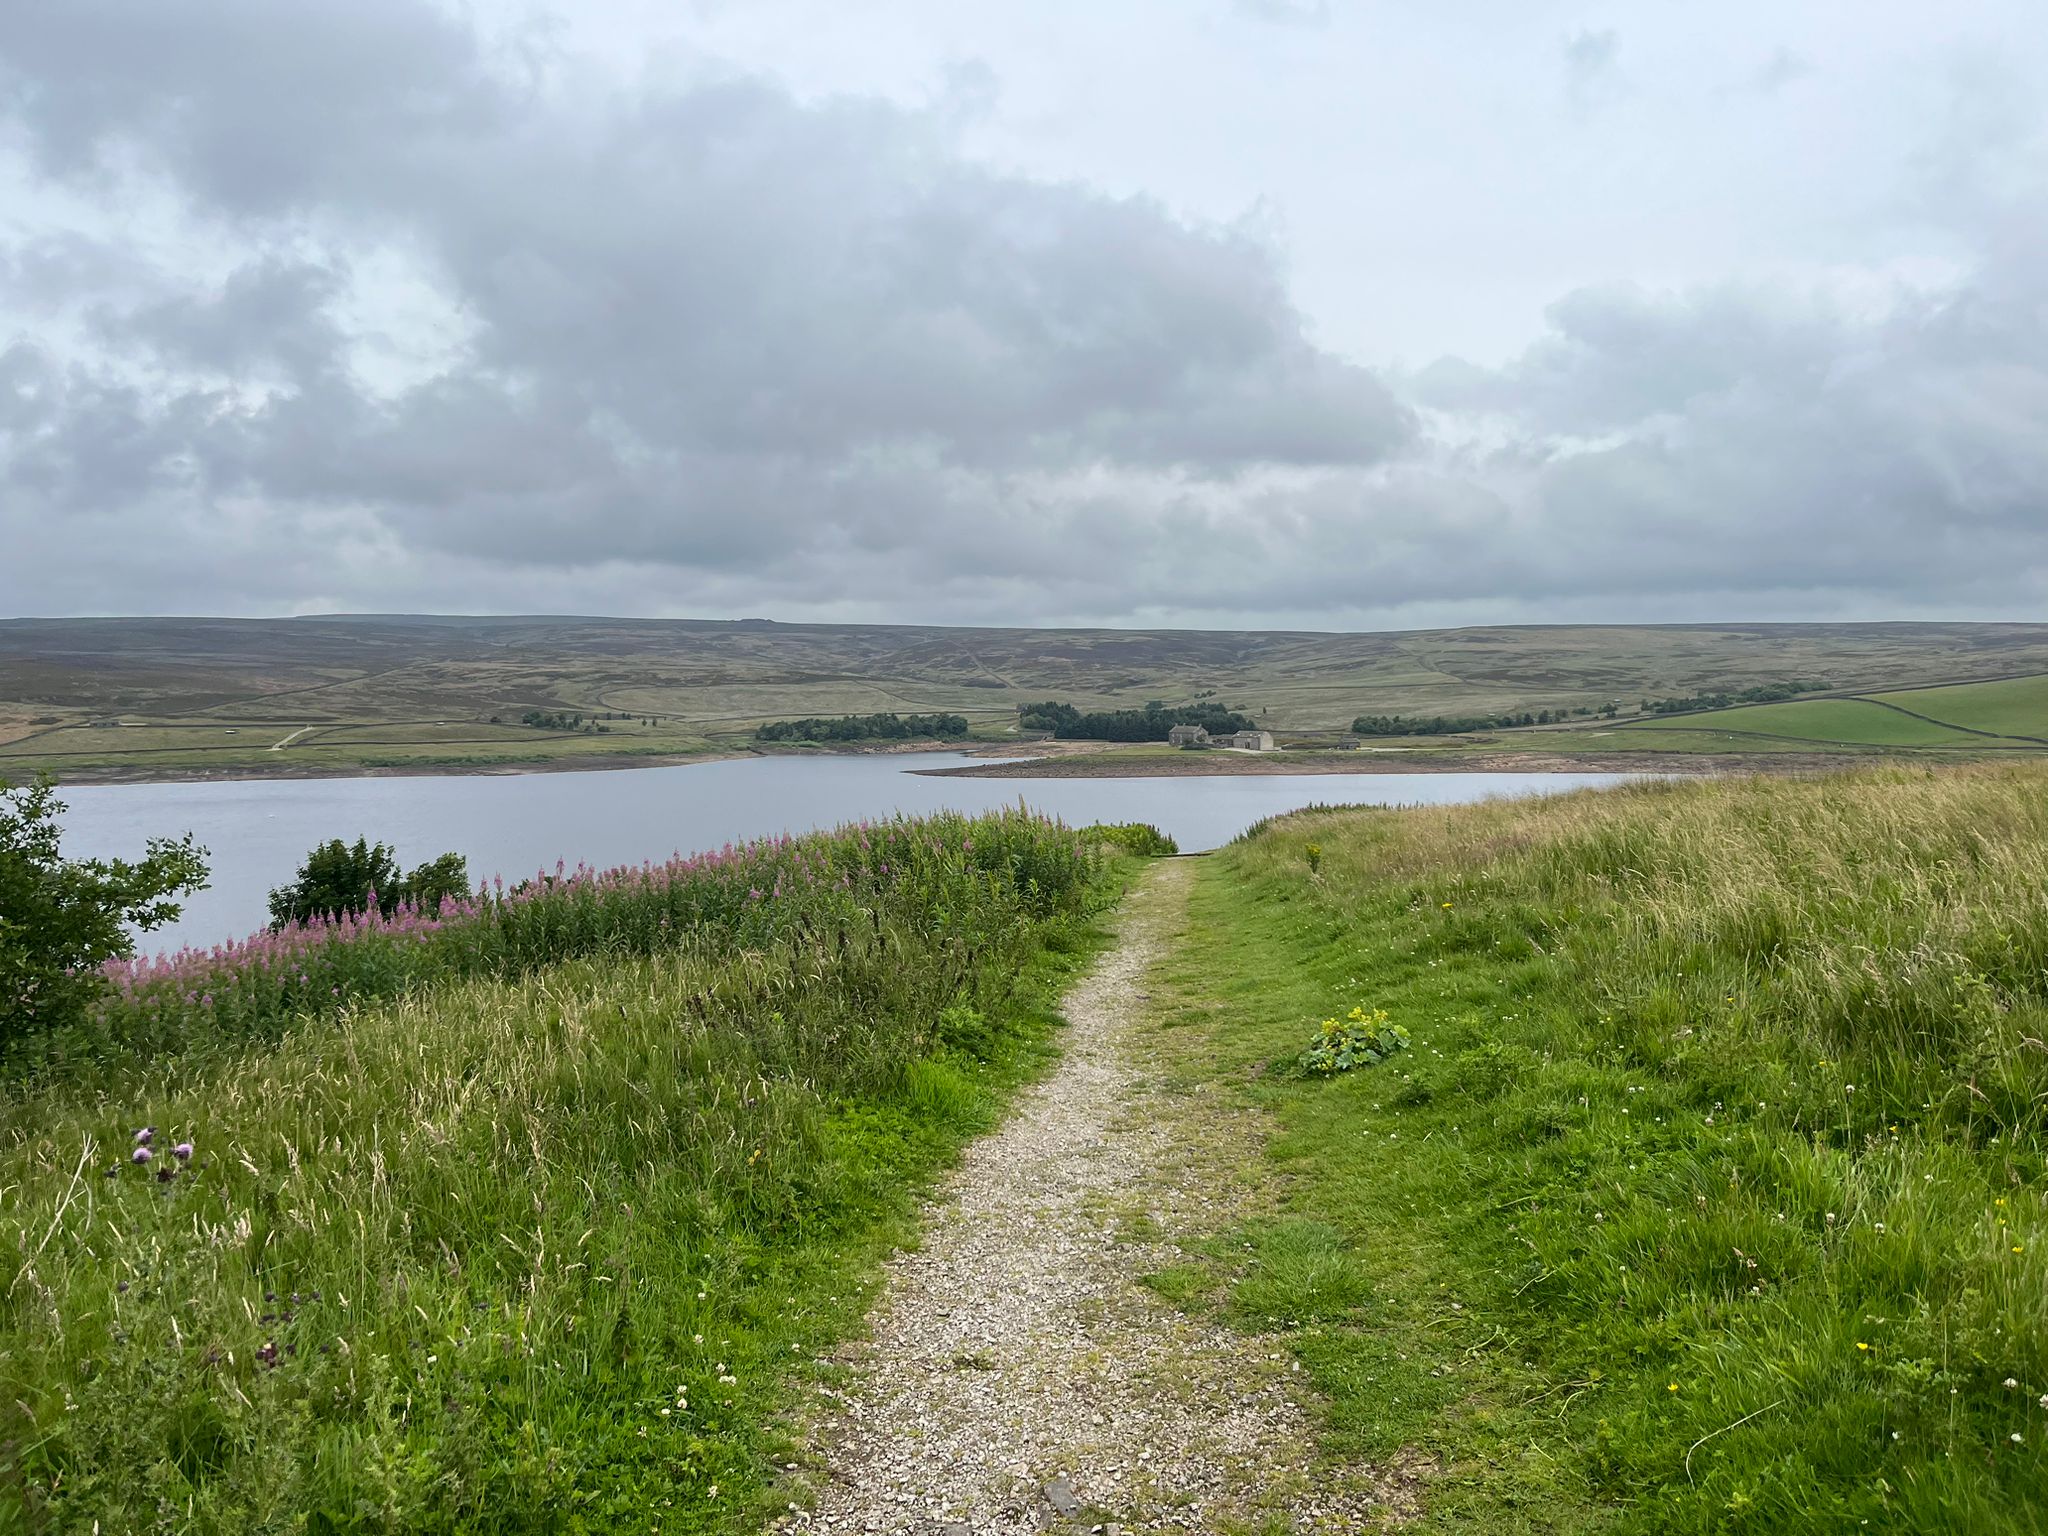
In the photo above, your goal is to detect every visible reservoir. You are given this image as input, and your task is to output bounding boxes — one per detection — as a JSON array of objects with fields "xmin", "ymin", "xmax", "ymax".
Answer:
[{"xmin": 52, "ymin": 754, "xmax": 1634, "ymax": 950}]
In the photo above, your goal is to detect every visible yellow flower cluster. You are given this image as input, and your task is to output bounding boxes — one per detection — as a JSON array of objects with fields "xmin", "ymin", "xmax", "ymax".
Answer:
[{"xmin": 1322, "ymin": 1004, "xmax": 1392, "ymax": 1036}]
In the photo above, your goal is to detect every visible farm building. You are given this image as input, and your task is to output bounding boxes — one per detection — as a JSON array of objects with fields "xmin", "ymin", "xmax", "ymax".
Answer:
[
  {"xmin": 1218, "ymin": 730, "xmax": 1276, "ymax": 751},
  {"xmin": 1166, "ymin": 724, "xmax": 1210, "ymax": 746}
]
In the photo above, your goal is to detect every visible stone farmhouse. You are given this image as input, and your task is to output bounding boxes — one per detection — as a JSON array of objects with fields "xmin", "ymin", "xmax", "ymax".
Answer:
[{"xmin": 1165, "ymin": 724, "xmax": 1275, "ymax": 750}]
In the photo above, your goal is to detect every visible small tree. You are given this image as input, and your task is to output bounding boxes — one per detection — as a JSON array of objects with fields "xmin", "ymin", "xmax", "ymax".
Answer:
[
  {"xmin": 267, "ymin": 837, "xmax": 471, "ymax": 928},
  {"xmin": 1, "ymin": 775, "xmax": 208, "ymax": 1048},
  {"xmin": 405, "ymin": 852, "xmax": 471, "ymax": 914}
]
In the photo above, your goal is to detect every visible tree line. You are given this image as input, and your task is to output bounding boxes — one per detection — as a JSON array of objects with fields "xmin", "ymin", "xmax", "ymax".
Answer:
[
  {"xmin": 1640, "ymin": 680, "xmax": 1825, "ymax": 715},
  {"xmin": 1353, "ymin": 705, "xmax": 1615, "ymax": 736},
  {"xmin": 1018, "ymin": 700, "xmax": 1257, "ymax": 741},
  {"xmin": 753, "ymin": 712, "xmax": 970, "ymax": 743},
  {"xmin": 511, "ymin": 709, "xmax": 609, "ymax": 733}
]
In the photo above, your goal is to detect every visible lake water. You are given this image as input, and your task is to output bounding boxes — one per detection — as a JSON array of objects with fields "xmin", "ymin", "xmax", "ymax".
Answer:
[{"xmin": 53, "ymin": 754, "xmax": 1635, "ymax": 951}]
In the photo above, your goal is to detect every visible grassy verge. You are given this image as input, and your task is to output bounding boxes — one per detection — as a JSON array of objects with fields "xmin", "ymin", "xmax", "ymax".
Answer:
[
  {"xmin": 1146, "ymin": 764, "xmax": 2048, "ymax": 1534},
  {"xmin": 2, "ymin": 819, "xmax": 1139, "ymax": 1533}
]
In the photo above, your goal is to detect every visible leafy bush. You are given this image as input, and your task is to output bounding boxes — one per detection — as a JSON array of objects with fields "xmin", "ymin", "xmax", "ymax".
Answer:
[
  {"xmin": 1299, "ymin": 1005, "xmax": 1410, "ymax": 1075},
  {"xmin": 0, "ymin": 775, "xmax": 207, "ymax": 1052},
  {"xmin": 265, "ymin": 837, "xmax": 471, "ymax": 928},
  {"xmin": 1082, "ymin": 822, "xmax": 1179, "ymax": 857}
]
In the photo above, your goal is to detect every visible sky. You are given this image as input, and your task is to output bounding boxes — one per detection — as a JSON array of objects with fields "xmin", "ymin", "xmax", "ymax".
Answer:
[{"xmin": 1, "ymin": 0, "xmax": 2044, "ymax": 630}]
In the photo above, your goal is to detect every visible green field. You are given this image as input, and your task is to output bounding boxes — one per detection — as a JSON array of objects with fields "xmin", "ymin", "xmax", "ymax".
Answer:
[
  {"xmin": 1625, "ymin": 697, "xmax": 1994, "ymax": 747},
  {"xmin": 1611, "ymin": 673, "xmax": 2048, "ymax": 752},
  {"xmin": 8, "ymin": 617, "xmax": 2048, "ymax": 779},
  {"xmin": 1148, "ymin": 764, "xmax": 2048, "ymax": 1532},
  {"xmin": 1868, "ymin": 674, "xmax": 2048, "ymax": 742}
]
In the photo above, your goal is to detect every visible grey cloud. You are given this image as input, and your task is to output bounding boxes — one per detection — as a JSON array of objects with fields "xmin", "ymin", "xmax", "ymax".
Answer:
[
  {"xmin": 1233, "ymin": 0, "xmax": 1333, "ymax": 27},
  {"xmin": 1405, "ymin": 250, "xmax": 2048, "ymax": 609},
  {"xmin": 0, "ymin": 0, "xmax": 497, "ymax": 214},
  {"xmin": 1413, "ymin": 282, "xmax": 1844, "ymax": 435},
  {"xmin": 1562, "ymin": 28, "xmax": 1622, "ymax": 111},
  {"xmin": 0, "ymin": 1, "xmax": 2044, "ymax": 630},
  {"xmin": 1749, "ymin": 47, "xmax": 1815, "ymax": 96},
  {"xmin": 118, "ymin": 259, "xmax": 350, "ymax": 381},
  {"xmin": 0, "ymin": 1, "xmax": 1419, "ymax": 623},
  {"xmin": 0, "ymin": 5, "xmax": 1405, "ymax": 475}
]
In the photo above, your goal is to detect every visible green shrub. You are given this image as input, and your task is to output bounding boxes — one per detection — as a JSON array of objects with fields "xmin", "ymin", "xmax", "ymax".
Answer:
[
  {"xmin": 1298, "ymin": 1005, "xmax": 1410, "ymax": 1075},
  {"xmin": 265, "ymin": 836, "xmax": 470, "ymax": 927},
  {"xmin": 0, "ymin": 775, "xmax": 207, "ymax": 1052},
  {"xmin": 1082, "ymin": 822, "xmax": 1179, "ymax": 857}
]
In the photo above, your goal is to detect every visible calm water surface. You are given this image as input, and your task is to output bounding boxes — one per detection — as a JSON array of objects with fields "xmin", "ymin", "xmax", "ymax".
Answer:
[{"xmin": 54, "ymin": 754, "xmax": 1635, "ymax": 951}]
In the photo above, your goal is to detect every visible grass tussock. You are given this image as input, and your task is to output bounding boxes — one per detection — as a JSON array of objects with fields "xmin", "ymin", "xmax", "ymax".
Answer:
[
  {"xmin": 1170, "ymin": 763, "xmax": 2048, "ymax": 1533},
  {"xmin": 1, "ymin": 811, "xmax": 1115, "ymax": 1534}
]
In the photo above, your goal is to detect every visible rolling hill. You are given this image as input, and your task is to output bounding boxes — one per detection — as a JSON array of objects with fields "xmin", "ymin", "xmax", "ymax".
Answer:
[{"xmin": 5, "ymin": 616, "xmax": 2048, "ymax": 779}]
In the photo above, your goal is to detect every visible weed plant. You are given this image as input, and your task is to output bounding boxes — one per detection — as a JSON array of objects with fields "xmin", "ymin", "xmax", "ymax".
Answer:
[{"xmin": 1079, "ymin": 823, "xmax": 1179, "ymax": 858}]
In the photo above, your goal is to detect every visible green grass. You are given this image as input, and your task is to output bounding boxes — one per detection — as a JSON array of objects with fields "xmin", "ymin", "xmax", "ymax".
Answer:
[
  {"xmin": 1146, "ymin": 766, "xmax": 2048, "ymax": 1533},
  {"xmin": 1, "ymin": 828, "xmax": 1137, "ymax": 1532},
  {"xmin": 1628, "ymin": 698, "xmax": 1994, "ymax": 747},
  {"xmin": 1867, "ymin": 674, "xmax": 2048, "ymax": 743},
  {"xmin": 1542, "ymin": 727, "xmax": 1886, "ymax": 755}
]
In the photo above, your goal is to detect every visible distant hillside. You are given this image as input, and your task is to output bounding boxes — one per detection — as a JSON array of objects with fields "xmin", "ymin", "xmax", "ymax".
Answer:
[{"xmin": 4, "ymin": 616, "xmax": 2048, "ymax": 780}]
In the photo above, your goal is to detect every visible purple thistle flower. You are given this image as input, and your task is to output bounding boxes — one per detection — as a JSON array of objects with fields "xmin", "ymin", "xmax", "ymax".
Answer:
[
  {"xmin": 134, "ymin": 1127, "xmax": 155, "ymax": 1146},
  {"xmin": 132, "ymin": 1146, "xmax": 153, "ymax": 1165},
  {"xmin": 172, "ymin": 1142, "xmax": 194, "ymax": 1161}
]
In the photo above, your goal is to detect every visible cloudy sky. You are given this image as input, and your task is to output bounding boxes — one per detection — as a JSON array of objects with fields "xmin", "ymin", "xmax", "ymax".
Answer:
[{"xmin": 1, "ymin": 0, "xmax": 2044, "ymax": 629}]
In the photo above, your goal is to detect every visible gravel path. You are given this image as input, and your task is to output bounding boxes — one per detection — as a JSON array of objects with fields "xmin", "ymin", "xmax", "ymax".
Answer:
[{"xmin": 779, "ymin": 859, "xmax": 1399, "ymax": 1534}]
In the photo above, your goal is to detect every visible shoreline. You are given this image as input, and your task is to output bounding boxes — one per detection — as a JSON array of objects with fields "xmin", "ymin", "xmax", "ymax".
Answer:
[
  {"xmin": 14, "ymin": 737, "xmax": 1013, "ymax": 788},
  {"xmin": 909, "ymin": 748, "xmax": 1853, "ymax": 778},
  {"xmin": 18, "ymin": 739, "xmax": 1888, "ymax": 789},
  {"xmin": 19, "ymin": 749, "xmax": 758, "ymax": 789}
]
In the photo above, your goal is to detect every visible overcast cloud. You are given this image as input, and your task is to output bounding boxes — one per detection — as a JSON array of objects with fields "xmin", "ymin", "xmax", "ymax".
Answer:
[{"xmin": 1, "ymin": 0, "xmax": 2043, "ymax": 627}]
